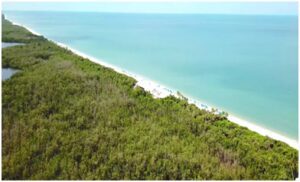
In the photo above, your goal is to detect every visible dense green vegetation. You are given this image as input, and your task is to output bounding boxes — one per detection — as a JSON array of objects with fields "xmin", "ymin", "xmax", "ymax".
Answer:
[
  {"xmin": 2, "ymin": 15, "xmax": 44, "ymax": 43},
  {"xmin": 2, "ymin": 16, "xmax": 298, "ymax": 180}
]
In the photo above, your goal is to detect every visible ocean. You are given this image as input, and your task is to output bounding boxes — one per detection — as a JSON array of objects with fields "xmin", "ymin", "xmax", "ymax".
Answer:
[{"xmin": 4, "ymin": 11, "xmax": 298, "ymax": 140}]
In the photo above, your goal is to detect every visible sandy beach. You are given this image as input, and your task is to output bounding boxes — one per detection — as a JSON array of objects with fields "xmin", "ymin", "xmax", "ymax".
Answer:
[{"xmin": 10, "ymin": 20, "xmax": 299, "ymax": 150}]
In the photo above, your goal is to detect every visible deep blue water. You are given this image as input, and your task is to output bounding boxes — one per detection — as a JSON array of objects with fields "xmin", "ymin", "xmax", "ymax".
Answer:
[{"xmin": 4, "ymin": 11, "xmax": 298, "ymax": 139}]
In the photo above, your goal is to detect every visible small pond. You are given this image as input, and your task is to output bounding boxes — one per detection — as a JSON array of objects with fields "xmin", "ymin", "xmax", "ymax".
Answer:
[
  {"xmin": 2, "ymin": 42, "xmax": 24, "ymax": 80},
  {"xmin": 2, "ymin": 68, "xmax": 19, "ymax": 81},
  {"xmin": 2, "ymin": 42, "xmax": 25, "ymax": 48}
]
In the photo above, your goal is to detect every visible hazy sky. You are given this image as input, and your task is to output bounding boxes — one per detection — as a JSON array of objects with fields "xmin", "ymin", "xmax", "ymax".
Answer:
[{"xmin": 2, "ymin": 2, "xmax": 298, "ymax": 15}]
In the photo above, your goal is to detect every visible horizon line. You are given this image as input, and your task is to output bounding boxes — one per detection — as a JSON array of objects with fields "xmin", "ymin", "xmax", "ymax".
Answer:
[{"xmin": 3, "ymin": 10, "xmax": 298, "ymax": 16}]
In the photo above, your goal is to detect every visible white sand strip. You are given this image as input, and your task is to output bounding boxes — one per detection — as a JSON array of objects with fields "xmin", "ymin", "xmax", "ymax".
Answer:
[
  {"xmin": 227, "ymin": 115, "xmax": 299, "ymax": 149},
  {"xmin": 11, "ymin": 22, "xmax": 42, "ymax": 36},
  {"xmin": 10, "ymin": 20, "xmax": 299, "ymax": 150}
]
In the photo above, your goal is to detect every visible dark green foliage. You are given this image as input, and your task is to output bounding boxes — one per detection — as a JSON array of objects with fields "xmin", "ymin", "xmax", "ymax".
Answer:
[
  {"xmin": 2, "ymin": 16, "xmax": 298, "ymax": 180},
  {"xmin": 2, "ymin": 15, "xmax": 44, "ymax": 43}
]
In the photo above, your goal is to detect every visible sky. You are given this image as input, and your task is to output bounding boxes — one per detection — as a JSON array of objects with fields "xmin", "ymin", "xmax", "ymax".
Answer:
[{"xmin": 2, "ymin": 2, "xmax": 298, "ymax": 15}]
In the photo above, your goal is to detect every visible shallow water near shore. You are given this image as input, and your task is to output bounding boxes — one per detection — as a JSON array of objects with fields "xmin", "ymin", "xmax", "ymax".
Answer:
[{"xmin": 4, "ymin": 11, "xmax": 298, "ymax": 140}]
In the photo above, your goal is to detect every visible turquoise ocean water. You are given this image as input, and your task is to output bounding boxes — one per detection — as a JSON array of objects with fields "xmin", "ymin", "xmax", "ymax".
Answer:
[{"xmin": 4, "ymin": 11, "xmax": 298, "ymax": 140}]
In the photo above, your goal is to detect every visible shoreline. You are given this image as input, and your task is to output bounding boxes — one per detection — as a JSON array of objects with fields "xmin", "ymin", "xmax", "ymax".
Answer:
[{"xmin": 10, "ymin": 20, "xmax": 299, "ymax": 149}]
